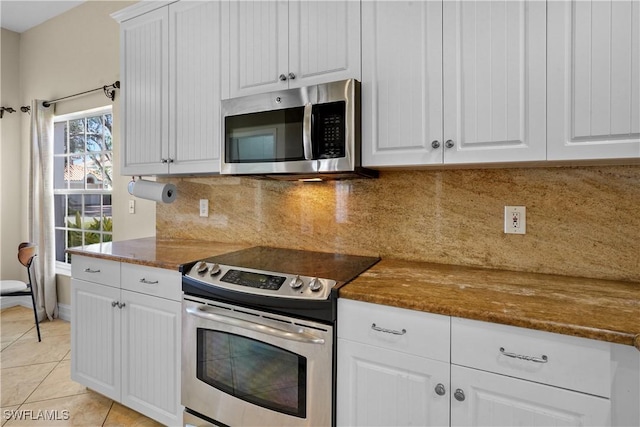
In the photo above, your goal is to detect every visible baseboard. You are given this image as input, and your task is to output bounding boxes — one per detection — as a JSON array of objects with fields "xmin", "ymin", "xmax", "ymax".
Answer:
[
  {"xmin": 0, "ymin": 296, "xmax": 31, "ymax": 310},
  {"xmin": 0, "ymin": 298, "xmax": 71, "ymax": 322},
  {"xmin": 57, "ymin": 303, "xmax": 71, "ymax": 322}
]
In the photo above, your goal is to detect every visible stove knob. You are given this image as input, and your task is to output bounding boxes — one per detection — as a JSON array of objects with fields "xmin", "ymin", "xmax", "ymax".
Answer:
[
  {"xmin": 209, "ymin": 263, "xmax": 221, "ymax": 276},
  {"xmin": 309, "ymin": 278, "xmax": 323, "ymax": 292},
  {"xmin": 196, "ymin": 262, "xmax": 208, "ymax": 275},
  {"xmin": 290, "ymin": 275, "xmax": 304, "ymax": 289}
]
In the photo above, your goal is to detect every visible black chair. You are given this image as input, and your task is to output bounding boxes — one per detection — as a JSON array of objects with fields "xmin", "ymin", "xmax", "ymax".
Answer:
[{"xmin": 0, "ymin": 242, "xmax": 41, "ymax": 342}]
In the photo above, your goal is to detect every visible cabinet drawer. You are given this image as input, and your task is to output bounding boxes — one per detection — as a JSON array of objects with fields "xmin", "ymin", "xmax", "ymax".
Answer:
[
  {"xmin": 338, "ymin": 299, "xmax": 450, "ymax": 363},
  {"xmin": 451, "ymin": 317, "xmax": 611, "ymax": 398},
  {"xmin": 71, "ymin": 256, "xmax": 120, "ymax": 288},
  {"xmin": 121, "ymin": 263, "xmax": 181, "ymax": 302}
]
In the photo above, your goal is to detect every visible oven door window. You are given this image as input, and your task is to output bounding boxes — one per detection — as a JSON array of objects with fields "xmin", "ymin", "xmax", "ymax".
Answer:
[
  {"xmin": 196, "ymin": 328, "xmax": 307, "ymax": 418},
  {"xmin": 225, "ymin": 107, "xmax": 305, "ymax": 163}
]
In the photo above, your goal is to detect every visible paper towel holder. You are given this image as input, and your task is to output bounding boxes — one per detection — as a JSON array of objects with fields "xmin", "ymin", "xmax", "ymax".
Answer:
[
  {"xmin": 127, "ymin": 176, "xmax": 141, "ymax": 195},
  {"xmin": 127, "ymin": 177, "xmax": 177, "ymax": 204}
]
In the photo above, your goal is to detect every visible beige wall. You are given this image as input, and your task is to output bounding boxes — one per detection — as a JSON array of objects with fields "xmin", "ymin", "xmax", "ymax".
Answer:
[
  {"xmin": 0, "ymin": 29, "xmax": 24, "ymax": 280},
  {"xmin": 6, "ymin": 1, "xmax": 156, "ymax": 303},
  {"xmin": 158, "ymin": 165, "xmax": 640, "ymax": 283}
]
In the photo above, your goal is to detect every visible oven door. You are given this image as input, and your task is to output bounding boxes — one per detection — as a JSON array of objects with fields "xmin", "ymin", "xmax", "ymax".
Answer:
[{"xmin": 182, "ymin": 297, "xmax": 333, "ymax": 427}]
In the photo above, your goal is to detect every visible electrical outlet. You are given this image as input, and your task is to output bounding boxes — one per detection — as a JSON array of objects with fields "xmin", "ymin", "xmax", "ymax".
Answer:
[
  {"xmin": 199, "ymin": 199, "xmax": 209, "ymax": 218},
  {"xmin": 128, "ymin": 199, "xmax": 135, "ymax": 214},
  {"xmin": 504, "ymin": 206, "xmax": 526, "ymax": 234}
]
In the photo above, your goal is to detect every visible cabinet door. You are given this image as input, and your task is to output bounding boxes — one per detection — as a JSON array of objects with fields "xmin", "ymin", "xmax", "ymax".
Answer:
[
  {"xmin": 451, "ymin": 365, "xmax": 611, "ymax": 427},
  {"xmin": 120, "ymin": 290, "xmax": 182, "ymax": 426},
  {"xmin": 547, "ymin": 0, "xmax": 640, "ymax": 160},
  {"xmin": 361, "ymin": 1, "xmax": 443, "ymax": 167},
  {"xmin": 288, "ymin": 0, "xmax": 361, "ymax": 88},
  {"xmin": 337, "ymin": 339, "xmax": 449, "ymax": 427},
  {"xmin": 120, "ymin": 7, "xmax": 170, "ymax": 175},
  {"xmin": 229, "ymin": 0, "xmax": 289, "ymax": 98},
  {"xmin": 169, "ymin": 1, "xmax": 228, "ymax": 174},
  {"xmin": 442, "ymin": 0, "xmax": 547, "ymax": 164},
  {"xmin": 71, "ymin": 279, "xmax": 121, "ymax": 401}
]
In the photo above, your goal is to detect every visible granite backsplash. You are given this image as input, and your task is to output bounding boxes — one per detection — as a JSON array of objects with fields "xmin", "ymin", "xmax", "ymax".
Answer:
[{"xmin": 156, "ymin": 165, "xmax": 640, "ymax": 283}]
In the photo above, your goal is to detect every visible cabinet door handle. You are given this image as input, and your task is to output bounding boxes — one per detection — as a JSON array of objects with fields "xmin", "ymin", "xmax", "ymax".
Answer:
[
  {"xmin": 139, "ymin": 278, "xmax": 159, "ymax": 285},
  {"xmin": 454, "ymin": 389, "xmax": 465, "ymax": 402},
  {"xmin": 499, "ymin": 347, "xmax": 548, "ymax": 363},
  {"xmin": 84, "ymin": 268, "xmax": 101, "ymax": 273},
  {"xmin": 371, "ymin": 323, "xmax": 406, "ymax": 335},
  {"xmin": 279, "ymin": 73, "xmax": 287, "ymax": 81},
  {"xmin": 445, "ymin": 139, "xmax": 455, "ymax": 149},
  {"xmin": 431, "ymin": 140, "xmax": 441, "ymax": 149},
  {"xmin": 288, "ymin": 72, "xmax": 296, "ymax": 80},
  {"xmin": 112, "ymin": 301, "xmax": 118, "ymax": 307},
  {"xmin": 117, "ymin": 302, "xmax": 126, "ymax": 309},
  {"xmin": 435, "ymin": 383, "xmax": 446, "ymax": 396}
]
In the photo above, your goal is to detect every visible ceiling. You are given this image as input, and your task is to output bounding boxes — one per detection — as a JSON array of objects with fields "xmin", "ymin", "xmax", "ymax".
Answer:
[{"xmin": 1, "ymin": 1, "xmax": 85, "ymax": 33}]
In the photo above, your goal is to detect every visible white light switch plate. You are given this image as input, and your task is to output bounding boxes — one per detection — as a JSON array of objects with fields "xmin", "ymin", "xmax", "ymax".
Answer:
[{"xmin": 199, "ymin": 199, "xmax": 209, "ymax": 217}]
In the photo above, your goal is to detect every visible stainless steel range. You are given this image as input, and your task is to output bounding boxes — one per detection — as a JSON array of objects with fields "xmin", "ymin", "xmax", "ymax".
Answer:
[{"xmin": 181, "ymin": 246, "xmax": 379, "ymax": 427}]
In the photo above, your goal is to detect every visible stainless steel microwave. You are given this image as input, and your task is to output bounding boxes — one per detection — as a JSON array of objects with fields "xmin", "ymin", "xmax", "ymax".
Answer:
[{"xmin": 220, "ymin": 79, "xmax": 376, "ymax": 180}]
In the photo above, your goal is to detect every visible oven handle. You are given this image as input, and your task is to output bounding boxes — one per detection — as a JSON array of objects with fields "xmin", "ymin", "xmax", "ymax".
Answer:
[{"xmin": 186, "ymin": 306, "xmax": 326, "ymax": 345}]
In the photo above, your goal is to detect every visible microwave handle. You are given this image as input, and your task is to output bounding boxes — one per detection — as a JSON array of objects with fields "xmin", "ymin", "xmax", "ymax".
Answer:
[
  {"xmin": 303, "ymin": 102, "xmax": 313, "ymax": 160},
  {"xmin": 186, "ymin": 306, "xmax": 325, "ymax": 345}
]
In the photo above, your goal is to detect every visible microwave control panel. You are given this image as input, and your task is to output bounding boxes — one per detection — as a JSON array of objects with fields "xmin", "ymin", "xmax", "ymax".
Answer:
[{"xmin": 313, "ymin": 101, "xmax": 346, "ymax": 159}]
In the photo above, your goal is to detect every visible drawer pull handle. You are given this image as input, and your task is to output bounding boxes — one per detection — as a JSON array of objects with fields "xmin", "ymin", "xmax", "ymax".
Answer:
[
  {"xmin": 84, "ymin": 268, "xmax": 101, "ymax": 273},
  {"xmin": 139, "ymin": 278, "xmax": 159, "ymax": 285},
  {"xmin": 500, "ymin": 347, "xmax": 548, "ymax": 363},
  {"xmin": 371, "ymin": 323, "xmax": 406, "ymax": 335}
]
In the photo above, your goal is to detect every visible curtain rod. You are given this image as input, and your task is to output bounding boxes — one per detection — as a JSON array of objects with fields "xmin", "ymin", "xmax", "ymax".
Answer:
[{"xmin": 43, "ymin": 81, "xmax": 120, "ymax": 108}]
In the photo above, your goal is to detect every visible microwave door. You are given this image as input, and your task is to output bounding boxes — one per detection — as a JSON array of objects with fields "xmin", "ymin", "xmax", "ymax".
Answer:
[{"xmin": 223, "ymin": 107, "xmax": 310, "ymax": 174}]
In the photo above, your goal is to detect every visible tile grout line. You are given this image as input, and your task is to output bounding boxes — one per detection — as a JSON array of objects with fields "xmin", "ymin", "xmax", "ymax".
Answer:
[
  {"xmin": 19, "ymin": 356, "xmax": 66, "ymax": 406},
  {"xmin": 0, "ymin": 324, "xmax": 35, "ymax": 353},
  {"xmin": 102, "ymin": 401, "xmax": 116, "ymax": 427},
  {"xmin": 2, "ymin": 307, "xmax": 154, "ymax": 426}
]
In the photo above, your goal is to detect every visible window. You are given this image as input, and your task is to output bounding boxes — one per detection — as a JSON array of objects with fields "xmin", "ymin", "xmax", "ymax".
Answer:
[{"xmin": 53, "ymin": 107, "xmax": 113, "ymax": 264}]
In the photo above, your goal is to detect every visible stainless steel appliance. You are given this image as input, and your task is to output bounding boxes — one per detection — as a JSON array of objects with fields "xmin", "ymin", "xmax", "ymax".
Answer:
[
  {"xmin": 221, "ymin": 79, "xmax": 377, "ymax": 180},
  {"xmin": 181, "ymin": 247, "xmax": 379, "ymax": 427}
]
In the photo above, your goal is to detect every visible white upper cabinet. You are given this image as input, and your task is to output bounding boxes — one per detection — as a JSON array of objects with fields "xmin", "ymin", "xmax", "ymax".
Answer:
[
  {"xmin": 229, "ymin": 1, "xmax": 289, "ymax": 97},
  {"xmin": 361, "ymin": 1, "xmax": 444, "ymax": 166},
  {"xmin": 547, "ymin": 0, "xmax": 640, "ymax": 160},
  {"xmin": 117, "ymin": 1, "xmax": 226, "ymax": 176},
  {"xmin": 363, "ymin": 0, "xmax": 547, "ymax": 167},
  {"xmin": 120, "ymin": 7, "xmax": 169, "ymax": 176},
  {"xmin": 229, "ymin": 0, "xmax": 361, "ymax": 98},
  {"xmin": 442, "ymin": 0, "xmax": 547, "ymax": 164},
  {"xmin": 168, "ymin": 0, "xmax": 227, "ymax": 175},
  {"xmin": 288, "ymin": 1, "xmax": 361, "ymax": 87}
]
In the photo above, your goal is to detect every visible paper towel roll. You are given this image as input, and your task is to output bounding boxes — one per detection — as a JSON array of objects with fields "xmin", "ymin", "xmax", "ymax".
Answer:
[{"xmin": 130, "ymin": 179, "xmax": 177, "ymax": 203}]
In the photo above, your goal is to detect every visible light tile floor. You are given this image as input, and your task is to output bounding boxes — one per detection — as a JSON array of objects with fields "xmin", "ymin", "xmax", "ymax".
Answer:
[{"xmin": 1, "ymin": 306, "xmax": 163, "ymax": 427}]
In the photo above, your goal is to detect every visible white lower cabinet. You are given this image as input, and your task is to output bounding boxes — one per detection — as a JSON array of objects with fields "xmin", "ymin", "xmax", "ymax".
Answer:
[
  {"xmin": 450, "ymin": 365, "xmax": 610, "ymax": 427},
  {"xmin": 337, "ymin": 299, "xmax": 638, "ymax": 427},
  {"xmin": 71, "ymin": 279, "xmax": 121, "ymax": 400},
  {"xmin": 120, "ymin": 289, "xmax": 181, "ymax": 425},
  {"xmin": 71, "ymin": 256, "xmax": 182, "ymax": 427},
  {"xmin": 337, "ymin": 339, "xmax": 449, "ymax": 426},
  {"xmin": 337, "ymin": 299, "xmax": 451, "ymax": 427}
]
